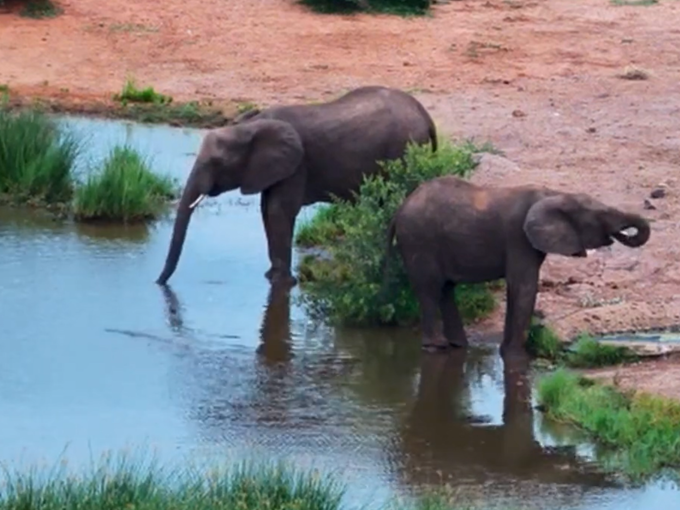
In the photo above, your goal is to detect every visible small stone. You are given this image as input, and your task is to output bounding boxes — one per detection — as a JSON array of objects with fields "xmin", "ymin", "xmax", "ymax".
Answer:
[
  {"xmin": 650, "ymin": 187, "xmax": 666, "ymax": 199},
  {"xmin": 586, "ymin": 127, "xmax": 597, "ymax": 133},
  {"xmin": 643, "ymin": 199, "xmax": 656, "ymax": 210},
  {"xmin": 512, "ymin": 109, "xmax": 526, "ymax": 118}
]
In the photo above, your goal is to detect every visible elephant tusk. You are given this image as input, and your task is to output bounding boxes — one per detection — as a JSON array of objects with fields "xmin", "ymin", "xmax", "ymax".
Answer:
[
  {"xmin": 189, "ymin": 194, "xmax": 207, "ymax": 209},
  {"xmin": 618, "ymin": 227, "xmax": 638, "ymax": 238}
]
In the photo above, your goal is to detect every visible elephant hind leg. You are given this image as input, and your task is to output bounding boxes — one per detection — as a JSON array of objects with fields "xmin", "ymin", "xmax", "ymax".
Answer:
[
  {"xmin": 412, "ymin": 281, "xmax": 449, "ymax": 352},
  {"xmin": 440, "ymin": 282, "xmax": 468, "ymax": 348}
]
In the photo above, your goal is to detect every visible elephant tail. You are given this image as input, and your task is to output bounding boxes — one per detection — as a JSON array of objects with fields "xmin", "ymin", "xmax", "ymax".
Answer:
[{"xmin": 428, "ymin": 117, "xmax": 438, "ymax": 153}]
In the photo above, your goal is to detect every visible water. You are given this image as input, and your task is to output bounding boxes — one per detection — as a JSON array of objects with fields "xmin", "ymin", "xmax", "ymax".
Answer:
[{"xmin": 0, "ymin": 115, "xmax": 677, "ymax": 509}]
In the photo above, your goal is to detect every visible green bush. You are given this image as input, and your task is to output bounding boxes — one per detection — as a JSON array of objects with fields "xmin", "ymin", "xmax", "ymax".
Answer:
[
  {"xmin": 73, "ymin": 145, "xmax": 178, "ymax": 223},
  {"xmin": 538, "ymin": 369, "xmax": 680, "ymax": 478},
  {"xmin": 0, "ymin": 107, "xmax": 80, "ymax": 205},
  {"xmin": 295, "ymin": 138, "xmax": 497, "ymax": 327},
  {"xmin": 299, "ymin": 0, "xmax": 431, "ymax": 16}
]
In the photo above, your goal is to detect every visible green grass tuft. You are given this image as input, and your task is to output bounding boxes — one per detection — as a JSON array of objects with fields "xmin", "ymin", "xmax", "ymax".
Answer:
[
  {"xmin": 73, "ymin": 145, "xmax": 178, "ymax": 223},
  {"xmin": 526, "ymin": 318, "xmax": 563, "ymax": 361},
  {"xmin": 295, "ymin": 137, "xmax": 498, "ymax": 327},
  {"xmin": 527, "ymin": 322, "xmax": 639, "ymax": 369},
  {"xmin": 298, "ymin": 0, "xmax": 431, "ymax": 16},
  {"xmin": 0, "ymin": 452, "xmax": 345, "ymax": 510},
  {"xmin": 537, "ymin": 369, "xmax": 680, "ymax": 478},
  {"xmin": 19, "ymin": 0, "xmax": 62, "ymax": 18},
  {"xmin": 610, "ymin": 0, "xmax": 658, "ymax": 6},
  {"xmin": 0, "ymin": 107, "xmax": 80, "ymax": 206},
  {"xmin": 114, "ymin": 77, "xmax": 172, "ymax": 105},
  {"xmin": 565, "ymin": 335, "xmax": 639, "ymax": 368}
]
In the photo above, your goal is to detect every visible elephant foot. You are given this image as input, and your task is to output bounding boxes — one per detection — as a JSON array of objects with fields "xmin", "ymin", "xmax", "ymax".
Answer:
[
  {"xmin": 265, "ymin": 267, "xmax": 298, "ymax": 287},
  {"xmin": 421, "ymin": 338, "xmax": 451, "ymax": 353},
  {"xmin": 448, "ymin": 339, "xmax": 469, "ymax": 349},
  {"xmin": 499, "ymin": 342, "xmax": 530, "ymax": 362}
]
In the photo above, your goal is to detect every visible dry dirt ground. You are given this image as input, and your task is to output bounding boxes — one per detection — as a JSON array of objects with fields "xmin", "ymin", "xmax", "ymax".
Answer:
[{"xmin": 1, "ymin": 0, "xmax": 680, "ymax": 398}]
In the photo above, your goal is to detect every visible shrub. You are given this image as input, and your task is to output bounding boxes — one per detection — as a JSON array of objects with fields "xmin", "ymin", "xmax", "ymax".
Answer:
[
  {"xmin": 538, "ymin": 369, "xmax": 680, "ymax": 478},
  {"xmin": 73, "ymin": 145, "xmax": 178, "ymax": 223},
  {"xmin": 0, "ymin": 107, "xmax": 79, "ymax": 205},
  {"xmin": 299, "ymin": 0, "xmax": 431, "ymax": 16},
  {"xmin": 296, "ymin": 138, "xmax": 497, "ymax": 327}
]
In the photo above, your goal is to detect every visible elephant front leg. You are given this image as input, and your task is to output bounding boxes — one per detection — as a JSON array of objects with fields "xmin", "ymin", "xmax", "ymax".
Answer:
[
  {"xmin": 262, "ymin": 193, "xmax": 300, "ymax": 286},
  {"xmin": 500, "ymin": 257, "xmax": 542, "ymax": 359}
]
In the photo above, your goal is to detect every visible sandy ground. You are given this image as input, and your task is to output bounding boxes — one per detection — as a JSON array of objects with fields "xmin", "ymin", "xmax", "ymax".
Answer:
[{"xmin": 2, "ymin": 0, "xmax": 680, "ymax": 398}]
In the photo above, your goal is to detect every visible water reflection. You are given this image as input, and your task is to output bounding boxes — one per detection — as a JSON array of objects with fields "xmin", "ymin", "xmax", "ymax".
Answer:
[
  {"xmin": 255, "ymin": 282, "xmax": 295, "ymax": 366},
  {"xmin": 74, "ymin": 221, "xmax": 152, "ymax": 246},
  {"xmin": 389, "ymin": 351, "xmax": 616, "ymax": 504}
]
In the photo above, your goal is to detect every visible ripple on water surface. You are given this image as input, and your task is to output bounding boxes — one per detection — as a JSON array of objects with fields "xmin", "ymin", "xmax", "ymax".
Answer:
[{"xmin": 0, "ymin": 115, "xmax": 677, "ymax": 509}]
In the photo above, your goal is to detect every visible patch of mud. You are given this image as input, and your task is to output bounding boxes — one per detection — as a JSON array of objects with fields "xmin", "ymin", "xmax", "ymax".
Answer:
[{"xmin": 584, "ymin": 354, "xmax": 680, "ymax": 402}]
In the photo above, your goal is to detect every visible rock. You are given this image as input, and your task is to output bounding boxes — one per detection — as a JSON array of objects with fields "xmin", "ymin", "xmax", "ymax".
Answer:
[
  {"xmin": 644, "ymin": 199, "xmax": 656, "ymax": 210},
  {"xmin": 469, "ymin": 153, "xmax": 522, "ymax": 186},
  {"xmin": 512, "ymin": 109, "xmax": 526, "ymax": 118},
  {"xmin": 650, "ymin": 187, "xmax": 666, "ymax": 199}
]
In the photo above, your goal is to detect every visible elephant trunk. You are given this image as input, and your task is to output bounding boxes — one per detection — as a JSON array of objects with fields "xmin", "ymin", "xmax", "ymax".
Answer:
[
  {"xmin": 610, "ymin": 213, "xmax": 651, "ymax": 248},
  {"xmin": 155, "ymin": 179, "xmax": 204, "ymax": 285}
]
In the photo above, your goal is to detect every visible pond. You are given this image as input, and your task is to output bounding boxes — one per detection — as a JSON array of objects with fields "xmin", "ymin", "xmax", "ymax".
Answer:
[{"xmin": 0, "ymin": 115, "xmax": 677, "ymax": 509}]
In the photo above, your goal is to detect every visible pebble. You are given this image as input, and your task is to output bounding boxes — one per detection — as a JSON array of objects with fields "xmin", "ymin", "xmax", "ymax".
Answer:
[{"xmin": 650, "ymin": 187, "xmax": 666, "ymax": 199}]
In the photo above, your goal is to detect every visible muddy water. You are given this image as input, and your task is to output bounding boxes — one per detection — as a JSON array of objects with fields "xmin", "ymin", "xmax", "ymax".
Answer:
[{"xmin": 0, "ymin": 115, "xmax": 677, "ymax": 509}]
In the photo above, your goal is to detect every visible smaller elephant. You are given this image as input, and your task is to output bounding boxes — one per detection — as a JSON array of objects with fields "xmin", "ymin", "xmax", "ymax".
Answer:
[{"xmin": 384, "ymin": 175, "xmax": 651, "ymax": 357}]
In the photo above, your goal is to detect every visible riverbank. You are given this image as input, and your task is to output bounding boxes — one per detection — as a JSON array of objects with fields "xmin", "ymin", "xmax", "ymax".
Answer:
[{"xmin": 2, "ymin": 0, "xmax": 680, "ymax": 398}]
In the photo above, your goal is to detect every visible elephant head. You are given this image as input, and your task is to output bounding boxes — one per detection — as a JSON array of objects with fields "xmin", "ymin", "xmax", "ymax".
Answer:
[
  {"xmin": 155, "ymin": 119, "xmax": 304, "ymax": 285},
  {"xmin": 523, "ymin": 191, "xmax": 651, "ymax": 257}
]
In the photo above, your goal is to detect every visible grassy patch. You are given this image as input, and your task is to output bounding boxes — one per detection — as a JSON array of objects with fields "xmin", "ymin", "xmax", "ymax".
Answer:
[
  {"xmin": 537, "ymin": 369, "xmax": 680, "ymax": 478},
  {"xmin": 299, "ymin": 0, "xmax": 431, "ymax": 16},
  {"xmin": 117, "ymin": 100, "xmax": 227, "ymax": 127},
  {"xmin": 0, "ymin": 453, "xmax": 345, "ymax": 510},
  {"xmin": 0, "ymin": 106, "xmax": 80, "ymax": 207},
  {"xmin": 114, "ymin": 77, "xmax": 172, "ymax": 105},
  {"xmin": 18, "ymin": 0, "xmax": 62, "ymax": 18},
  {"xmin": 611, "ymin": 0, "xmax": 658, "ymax": 5},
  {"xmin": 527, "ymin": 322, "xmax": 639, "ymax": 369},
  {"xmin": 295, "ymin": 138, "xmax": 498, "ymax": 327},
  {"xmin": 73, "ymin": 145, "xmax": 178, "ymax": 223}
]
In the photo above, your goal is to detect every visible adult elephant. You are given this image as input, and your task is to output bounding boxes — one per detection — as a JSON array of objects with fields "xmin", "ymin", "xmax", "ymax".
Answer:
[
  {"xmin": 384, "ymin": 175, "xmax": 651, "ymax": 357},
  {"xmin": 155, "ymin": 86, "xmax": 438, "ymax": 286}
]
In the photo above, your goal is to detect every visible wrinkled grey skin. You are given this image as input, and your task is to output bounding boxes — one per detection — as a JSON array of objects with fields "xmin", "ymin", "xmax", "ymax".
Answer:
[
  {"xmin": 156, "ymin": 86, "xmax": 437, "ymax": 286},
  {"xmin": 384, "ymin": 175, "xmax": 651, "ymax": 358}
]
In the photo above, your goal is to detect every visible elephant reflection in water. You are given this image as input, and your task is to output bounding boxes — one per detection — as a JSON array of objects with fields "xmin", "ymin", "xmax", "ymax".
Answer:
[
  {"xmin": 158, "ymin": 282, "xmax": 326, "ymax": 434},
  {"xmin": 159, "ymin": 281, "xmax": 294, "ymax": 365},
  {"xmin": 391, "ymin": 351, "xmax": 616, "ymax": 497}
]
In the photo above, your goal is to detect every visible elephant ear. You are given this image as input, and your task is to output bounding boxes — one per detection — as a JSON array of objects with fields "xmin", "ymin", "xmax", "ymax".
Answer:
[
  {"xmin": 240, "ymin": 119, "xmax": 304, "ymax": 195},
  {"xmin": 523, "ymin": 195, "xmax": 585, "ymax": 256}
]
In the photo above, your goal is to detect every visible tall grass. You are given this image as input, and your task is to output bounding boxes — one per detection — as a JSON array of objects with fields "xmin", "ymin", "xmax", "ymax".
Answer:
[
  {"xmin": 295, "ymin": 138, "xmax": 498, "ymax": 327},
  {"xmin": 538, "ymin": 369, "xmax": 680, "ymax": 478},
  {"xmin": 73, "ymin": 145, "xmax": 178, "ymax": 223},
  {"xmin": 0, "ymin": 108, "xmax": 80, "ymax": 205},
  {"xmin": 0, "ymin": 454, "xmax": 345, "ymax": 510}
]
